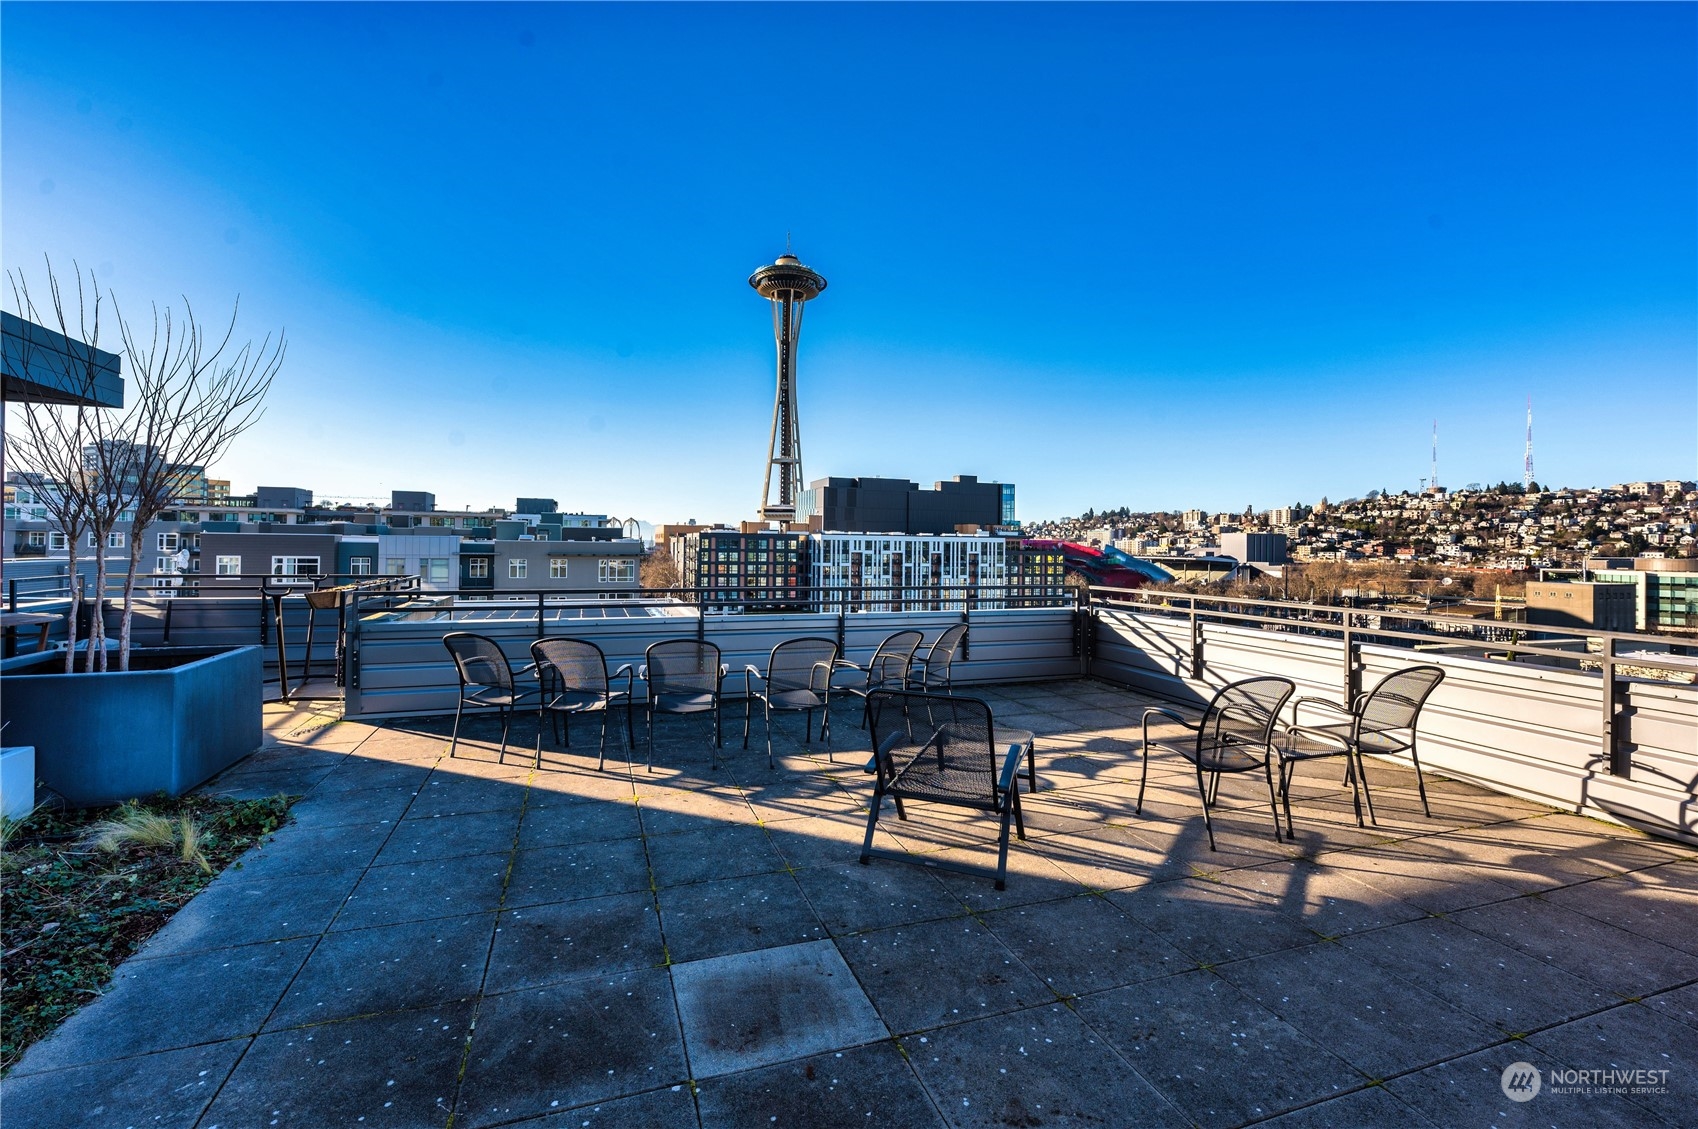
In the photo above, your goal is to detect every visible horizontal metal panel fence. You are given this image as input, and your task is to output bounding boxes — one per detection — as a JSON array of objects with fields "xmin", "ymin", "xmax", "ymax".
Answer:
[
  {"xmin": 1088, "ymin": 588, "xmax": 1697, "ymax": 842},
  {"xmin": 344, "ymin": 590, "xmax": 1081, "ymax": 719}
]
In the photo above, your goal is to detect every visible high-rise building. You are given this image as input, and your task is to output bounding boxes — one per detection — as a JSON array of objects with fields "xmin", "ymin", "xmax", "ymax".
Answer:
[
  {"xmin": 679, "ymin": 528, "xmax": 808, "ymax": 613},
  {"xmin": 810, "ymin": 533, "xmax": 1008, "ymax": 612}
]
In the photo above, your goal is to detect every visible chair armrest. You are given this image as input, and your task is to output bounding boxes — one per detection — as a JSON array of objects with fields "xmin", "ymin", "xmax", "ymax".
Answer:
[
  {"xmin": 996, "ymin": 742, "xmax": 1026, "ymax": 792},
  {"xmin": 1140, "ymin": 706, "xmax": 1193, "ymax": 727},
  {"xmin": 810, "ymin": 660, "xmax": 835, "ymax": 692},
  {"xmin": 1285, "ymin": 723, "xmax": 1351, "ymax": 751},
  {"xmin": 638, "ymin": 664, "xmax": 649, "ymax": 681},
  {"xmin": 612, "ymin": 664, "xmax": 635, "ymax": 695},
  {"xmin": 831, "ymin": 658, "xmax": 866, "ymax": 671}
]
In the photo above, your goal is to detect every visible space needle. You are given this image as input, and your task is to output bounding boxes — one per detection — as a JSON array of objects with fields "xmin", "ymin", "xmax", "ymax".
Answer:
[{"xmin": 749, "ymin": 249, "xmax": 827, "ymax": 523}]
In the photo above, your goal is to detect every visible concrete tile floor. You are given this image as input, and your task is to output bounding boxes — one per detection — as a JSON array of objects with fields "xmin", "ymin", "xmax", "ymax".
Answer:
[{"xmin": 5, "ymin": 679, "xmax": 1695, "ymax": 1129}]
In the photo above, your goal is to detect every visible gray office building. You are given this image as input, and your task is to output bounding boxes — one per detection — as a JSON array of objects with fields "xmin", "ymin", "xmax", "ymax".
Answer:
[{"xmin": 795, "ymin": 475, "xmax": 1009, "ymax": 536}]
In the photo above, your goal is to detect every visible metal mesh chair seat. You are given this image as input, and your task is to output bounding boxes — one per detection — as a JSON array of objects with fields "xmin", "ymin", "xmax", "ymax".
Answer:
[
  {"xmin": 531, "ymin": 638, "xmax": 634, "ymax": 771},
  {"xmin": 752, "ymin": 683, "xmax": 827, "ymax": 711},
  {"xmin": 1279, "ymin": 665, "xmax": 1446, "ymax": 834},
  {"xmin": 444, "ymin": 632, "xmax": 539, "ymax": 759},
  {"xmin": 862, "ymin": 690, "xmax": 1026, "ymax": 889},
  {"xmin": 652, "ymin": 689, "xmax": 719, "ymax": 713},
  {"xmin": 641, "ymin": 639, "xmax": 727, "ymax": 771},
  {"xmin": 744, "ymin": 637, "xmax": 838, "ymax": 768},
  {"xmin": 1136, "ymin": 676, "xmax": 1294, "ymax": 851}
]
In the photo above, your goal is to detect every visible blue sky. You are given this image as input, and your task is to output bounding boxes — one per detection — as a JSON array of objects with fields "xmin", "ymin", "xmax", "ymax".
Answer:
[{"xmin": 4, "ymin": 2, "xmax": 1693, "ymax": 523}]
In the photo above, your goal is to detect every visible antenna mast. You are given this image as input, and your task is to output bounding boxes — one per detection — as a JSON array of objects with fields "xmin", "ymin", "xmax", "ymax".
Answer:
[
  {"xmin": 1523, "ymin": 397, "xmax": 1535, "ymax": 490},
  {"xmin": 1431, "ymin": 420, "xmax": 1438, "ymax": 492}
]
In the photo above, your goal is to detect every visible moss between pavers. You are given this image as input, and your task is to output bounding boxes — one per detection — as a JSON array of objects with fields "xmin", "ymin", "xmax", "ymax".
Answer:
[{"xmin": 0, "ymin": 792, "xmax": 297, "ymax": 1071}]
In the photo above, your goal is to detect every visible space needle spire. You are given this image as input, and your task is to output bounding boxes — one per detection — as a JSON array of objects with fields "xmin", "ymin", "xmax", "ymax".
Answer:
[{"xmin": 749, "ymin": 249, "xmax": 827, "ymax": 523}]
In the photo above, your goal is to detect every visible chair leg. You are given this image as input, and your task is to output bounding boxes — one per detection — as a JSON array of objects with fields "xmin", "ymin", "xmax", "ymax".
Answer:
[
  {"xmin": 1136, "ymin": 743, "xmax": 1151, "ymax": 814},
  {"xmin": 994, "ymin": 804, "xmax": 1013, "ymax": 891},
  {"xmin": 743, "ymin": 694, "xmax": 752, "ymax": 750},
  {"xmin": 1194, "ymin": 763, "xmax": 1218, "ymax": 851},
  {"xmin": 1407, "ymin": 739, "xmax": 1430, "ymax": 818},
  {"xmin": 596, "ymin": 710, "xmax": 608, "ymax": 773},
  {"xmin": 803, "ymin": 708, "xmax": 813, "ymax": 744},
  {"xmin": 449, "ymin": 697, "xmax": 465, "ymax": 757},
  {"xmin": 498, "ymin": 706, "xmax": 511, "ymax": 759},
  {"xmin": 1343, "ymin": 751, "xmax": 1367, "ymax": 828},
  {"xmin": 823, "ymin": 702, "xmax": 833, "ymax": 763},
  {"xmin": 535, "ymin": 705, "xmax": 545, "ymax": 769},
  {"xmin": 561, "ymin": 712, "xmax": 571, "ymax": 748},
  {"xmin": 1356, "ymin": 749, "xmax": 1379, "ymax": 825},
  {"xmin": 859, "ymin": 788, "xmax": 884, "ymax": 864},
  {"xmin": 1025, "ymin": 739, "xmax": 1037, "ymax": 793},
  {"xmin": 646, "ymin": 705, "xmax": 656, "ymax": 773},
  {"xmin": 624, "ymin": 701, "xmax": 635, "ymax": 751},
  {"xmin": 1262, "ymin": 759, "xmax": 1283, "ymax": 843},
  {"xmin": 1011, "ymin": 782, "xmax": 1025, "ymax": 840},
  {"xmin": 1280, "ymin": 759, "xmax": 1297, "ymax": 838},
  {"xmin": 764, "ymin": 701, "xmax": 775, "ymax": 770}
]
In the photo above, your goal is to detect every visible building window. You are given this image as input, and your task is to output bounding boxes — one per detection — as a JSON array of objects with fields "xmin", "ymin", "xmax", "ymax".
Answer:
[
  {"xmin": 156, "ymin": 556, "xmax": 175, "ymax": 573},
  {"xmin": 48, "ymin": 531, "xmax": 68, "ymax": 551},
  {"xmin": 25, "ymin": 531, "xmax": 46, "ymax": 548},
  {"xmin": 158, "ymin": 532, "xmax": 180, "ymax": 552},
  {"xmin": 87, "ymin": 532, "xmax": 99, "ymax": 549},
  {"xmin": 509, "ymin": 559, "xmax": 528, "ymax": 580},
  {"xmin": 348, "ymin": 556, "xmax": 373, "ymax": 576},
  {"xmin": 109, "ymin": 531, "xmax": 126, "ymax": 549},
  {"xmin": 467, "ymin": 558, "xmax": 490, "ymax": 579},
  {"xmin": 549, "ymin": 558, "xmax": 569, "ymax": 579},
  {"xmin": 420, "ymin": 558, "xmax": 450, "ymax": 584},
  {"xmin": 216, "ymin": 555, "xmax": 241, "ymax": 575},
  {"xmin": 385, "ymin": 558, "xmax": 407, "ymax": 576},
  {"xmin": 598, "ymin": 559, "xmax": 636, "ymax": 584},
  {"xmin": 270, "ymin": 556, "xmax": 321, "ymax": 579}
]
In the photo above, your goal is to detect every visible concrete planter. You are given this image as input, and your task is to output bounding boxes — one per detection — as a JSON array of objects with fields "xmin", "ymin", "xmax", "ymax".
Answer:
[
  {"xmin": 0, "ymin": 646, "xmax": 263, "ymax": 809},
  {"xmin": 1, "ymin": 746, "xmax": 36, "ymax": 819}
]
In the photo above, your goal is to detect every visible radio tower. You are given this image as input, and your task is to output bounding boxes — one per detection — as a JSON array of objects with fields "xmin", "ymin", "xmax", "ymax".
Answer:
[
  {"xmin": 1523, "ymin": 396, "xmax": 1535, "ymax": 490},
  {"xmin": 1431, "ymin": 420, "xmax": 1439, "ymax": 492},
  {"xmin": 749, "ymin": 248, "xmax": 827, "ymax": 523}
]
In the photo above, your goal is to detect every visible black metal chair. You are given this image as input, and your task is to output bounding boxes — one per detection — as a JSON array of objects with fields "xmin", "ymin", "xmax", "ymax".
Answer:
[
  {"xmin": 443, "ymin": 632, "xmax": 538, "ymax": 759},
  {"xmin": 828, "ymin": 629, "xmax": 923, "ymax": 734},
  {"xmin": 530, "ymin": 637, "xmax": 635, "ymax": 771},
  {"xmin": 907, "ymin": 622, "xmax": 968, "ymax": 692},
  {"xmin": 640, "ymin": 639, "xmax": 727, "ymax": 771},
  {"xmin": 861, "ymin": 689, "xmax": 1027, "ymax": 889},
  {"xmin": 1136, "ymin": 676, "xmax": 1294, "ymax": 850},
  {"xmin": 1281, "ymin": 665, "xmax": 1447, "ymax": 832},
  {"xmin": 744, "ymin": 637, "xmax": 839, "ymax": 768}
]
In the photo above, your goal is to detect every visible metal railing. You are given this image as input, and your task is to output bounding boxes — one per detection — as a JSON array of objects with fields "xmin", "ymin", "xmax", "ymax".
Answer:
[{"xmin": 1086, "ymin": 585, "xmax": 1694, "ymax": 780}]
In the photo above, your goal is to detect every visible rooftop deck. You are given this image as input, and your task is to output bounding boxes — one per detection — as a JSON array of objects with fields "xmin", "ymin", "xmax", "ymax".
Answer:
[{"xmin": 6, "ymin": 679, "xmax": 1694, "ymax": 1128}]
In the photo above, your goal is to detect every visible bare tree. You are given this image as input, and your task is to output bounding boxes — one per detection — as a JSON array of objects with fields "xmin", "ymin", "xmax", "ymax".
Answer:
[
  {"xmin": 110, "ymin": 295, "xmax": 284, "ymax": 669},
  {"xmin": 5, "ymin": 263, "xmax": 127, "ymax": 670},
  {"xmin": 5, "ymin": 261, "xmax": 283, "ymax": 672},
  {"xmin": 640, "ymin": 549, "xmax": 679, "ymax": 589}
]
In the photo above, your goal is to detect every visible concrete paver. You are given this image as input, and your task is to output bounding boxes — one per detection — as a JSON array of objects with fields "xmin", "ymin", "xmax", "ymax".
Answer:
[{"xmin": 4, "ymin": 680, "xmax": 1692, "ymax": 1129}]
